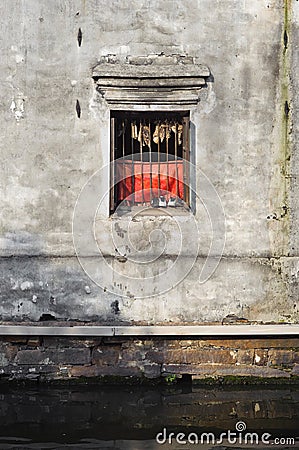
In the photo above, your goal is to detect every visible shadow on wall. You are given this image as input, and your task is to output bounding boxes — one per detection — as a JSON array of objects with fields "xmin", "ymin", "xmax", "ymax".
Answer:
[{"xmin": 0, "ymin": 231, "xmax": 121, "ymax": 323}]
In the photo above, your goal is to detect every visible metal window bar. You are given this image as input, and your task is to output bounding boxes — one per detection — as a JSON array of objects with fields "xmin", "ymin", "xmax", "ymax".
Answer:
[
  {"xmin": 122, "ymin": 120, "xmax": 125, "ymax": 204},
  {"xmin": 110, "ymin": 117, "xmax": 116, "ymax": 213},
  {"xmin": 149, "ymin": 119, "xmax": 152, "ymax": 203},
  {"xmin": 175, "ymin": 122, "xmax": 179, "ymax": 198},
  {"xmin": 166, "ymin": 122, "xmax": 169, "ymax": 197},
  {"xmin": 183, "ymin": 116, "xmax": 190, "ymax": 206},
  {"xmin": 158, "ymin": 122, "xmax": 161, "ymax": 198},
  {"xmin": 139, "ymin": 120, "xmax": 144, "ymax": 204},
  {"xmin": 131, "ymin": 122, "xmax": 135, "ymax": 205}
]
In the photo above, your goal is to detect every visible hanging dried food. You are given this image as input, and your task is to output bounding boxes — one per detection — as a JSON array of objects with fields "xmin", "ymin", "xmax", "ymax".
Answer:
[
  {"xmin": 177, "ymin": 124, "xmax": 183, "ymax": 145},
  {"xmin": 165, "ymin": 123, "xmax": 171, "ymax": 140},
  {"xmin": 153, "ymin": 124, "xmax": 159, "ymax": 144},
  {"xmin": 142, "ymin": 125, "xmax": 151, "ymax": 148},
  {"xmin": 159, "ymin": 124, "xmax": 165, "ymax": 143},
  {"xmin": 131, "ymin": 122, "xmax": 138, "ymax": 139},
  {"xmin": 137, "ymin": 124, "xmax": 142, "ymax": 144}
]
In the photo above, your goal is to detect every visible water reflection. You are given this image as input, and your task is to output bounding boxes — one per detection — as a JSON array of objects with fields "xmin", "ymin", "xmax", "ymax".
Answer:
[{"xmin": 0, "ymin": 384, "xmax": 298, "ymax": 449}]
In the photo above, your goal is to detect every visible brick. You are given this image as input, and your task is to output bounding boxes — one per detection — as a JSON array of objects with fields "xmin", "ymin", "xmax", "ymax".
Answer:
[
  {"xmin": 253, "ymin": 350, "xmax": 268, "ymax": 366},
  {"xmin": 268, "ymin": 349, "xmax": 293, "ymax": 366},
  {"xmin": 237, "ymin": 349, "xmax": 254, "ymax": 365},
  {"xmin": 92, "ymin": 346, "xmax": 120, "ymax": 365}
]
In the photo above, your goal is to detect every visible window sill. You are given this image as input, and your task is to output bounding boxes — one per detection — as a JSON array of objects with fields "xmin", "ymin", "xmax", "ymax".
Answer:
[{"xmin": 110, "ymin": 205, "xmax": 191, "ymax": 219}]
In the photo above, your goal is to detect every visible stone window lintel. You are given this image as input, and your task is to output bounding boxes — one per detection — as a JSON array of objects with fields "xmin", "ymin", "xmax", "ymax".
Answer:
[{"xmin": 92, "ymin": 54, "xmax": 210, "ymax": 105}]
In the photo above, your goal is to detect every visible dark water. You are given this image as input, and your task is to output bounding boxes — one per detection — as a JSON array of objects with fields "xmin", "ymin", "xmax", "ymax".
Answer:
[{"xmin": 0, "ymin": 384, "xmax": 298, "ymax": 449}]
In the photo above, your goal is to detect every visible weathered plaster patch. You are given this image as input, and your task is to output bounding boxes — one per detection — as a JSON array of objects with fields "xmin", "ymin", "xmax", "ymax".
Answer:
[{"xmin": 10, "ymin": 93, "xmax": 25, "ymax": 121}]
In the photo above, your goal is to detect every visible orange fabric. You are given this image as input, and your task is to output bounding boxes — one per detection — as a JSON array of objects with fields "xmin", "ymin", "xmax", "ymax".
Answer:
[{"xmin": 116, "ymin": 160, "xmax": 184, "ymax": 203}]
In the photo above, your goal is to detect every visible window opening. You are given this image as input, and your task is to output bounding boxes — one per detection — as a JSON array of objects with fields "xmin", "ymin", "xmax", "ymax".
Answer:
[{"xmin": 110, "ymin": 111, "xmax": 190, "ymax": 214}]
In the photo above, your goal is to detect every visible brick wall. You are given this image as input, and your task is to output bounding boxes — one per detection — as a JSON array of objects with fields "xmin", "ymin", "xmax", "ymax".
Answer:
[{"xmin": 1, "ymin": 337, "xmax": 299, "ymax": 382}]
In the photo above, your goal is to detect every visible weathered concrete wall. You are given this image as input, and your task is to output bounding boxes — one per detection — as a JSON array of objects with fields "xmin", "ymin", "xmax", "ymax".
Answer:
[{"xmin": 0, "ymin": 0, "xmax": 298, "ymax": 324}]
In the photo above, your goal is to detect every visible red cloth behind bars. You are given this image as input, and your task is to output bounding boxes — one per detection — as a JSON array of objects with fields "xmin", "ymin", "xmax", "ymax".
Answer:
[{"xmin": 116, "ymin": 160, "xmax": 184, "ymax": 203}]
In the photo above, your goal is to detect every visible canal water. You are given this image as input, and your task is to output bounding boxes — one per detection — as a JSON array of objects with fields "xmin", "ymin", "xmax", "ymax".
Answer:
[{"xmin": 0, "ymin": 383, "xmax": 298, "ymax": 449}]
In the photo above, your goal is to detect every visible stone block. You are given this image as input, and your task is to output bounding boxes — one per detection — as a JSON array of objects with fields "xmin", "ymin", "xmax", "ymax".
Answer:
[
  {"xmin": 0, "ymin": 343, "xmax": 17, "ymax": 363},
  {"xmin": 162, "ymin": 364, "xmax": 290, "ymax": 378},
  {"xmin": 119, "ymin": 345, "xmax": 145, "ymax": 363},
  {"xmin": 0, "ymin": 350, "xmax": 9, "ymax": 367},
  {"xmin": 268, "ymin": 349, "xmax": 293, "ymax": 366},
  {"xmin": 167, "ymin": 348, "xmax": 238, "ymax": 365},
  {"xmin": 253, "ymin": 349, "xmax": 268, "ymax": 366},
  {"xmin": 70, "ymin": 364, "xmax": 141, "ymax": 378},
  {"xmin": 293, "ymin": 352, "xmax": 299, "ymax": 364},
  {"xmin": 237, "ymin": 349, "xmax": 254, "ymax": 365},
  {"xmin": 16, "ymin": 350, "xmax": 46, "ymax": 365},
  {"xmin": 51, "ymin": 348, "xmax": 91, "ymax": 365},
  {"xmin": 291, "ymin": 364, "xmax": 299, "ymax": 375},
  {"xmin": 43, "ymin": 337, "xmax": 99, "ymax": 348},
  {"xmin": 27, "ymin": 338, "xmax": 41, "ymax": 347},
  {"xmin": 146, "ymin": 347, "xmax": 239, "ymax": 365},
  {"xmin": 4, "ymin": 337, "xmax": 28, "ymax": 345},
  {"xmin": 91, "ymin": 346, "xmax": 120, "ymax": 365},
  {"xmin": 142, "ymin": 364, "xmax": 161, "ymax": 379},
  {"xmin": 16, "ymin": 348, "xmax": 90, "ymax": 365},
  {"xmin": 198, "ymin": 339, "xmax": 299, "ymax": 350},
  {"xmin": 145, "ymin": 350, "xmax": 164, "ymax": 364}
]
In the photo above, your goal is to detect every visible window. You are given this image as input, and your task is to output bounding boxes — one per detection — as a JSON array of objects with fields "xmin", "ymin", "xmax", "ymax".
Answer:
[{"xmin": 110, "ymin": 111, "xmax": 190, "ymax": 214}]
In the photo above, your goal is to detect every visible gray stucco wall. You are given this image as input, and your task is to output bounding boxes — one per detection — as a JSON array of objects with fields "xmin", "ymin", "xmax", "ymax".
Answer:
[{"xmin": 0, "ymin": 0, "xmax": 298, "ymax": 324}]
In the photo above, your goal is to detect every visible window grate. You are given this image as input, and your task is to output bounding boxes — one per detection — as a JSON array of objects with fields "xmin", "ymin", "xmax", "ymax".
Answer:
[{"xmin": 110, "ymin": 111, "xmax": 190, "ymax": 213}]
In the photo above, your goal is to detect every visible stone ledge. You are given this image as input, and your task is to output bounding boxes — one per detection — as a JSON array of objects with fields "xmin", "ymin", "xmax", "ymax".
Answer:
[
  {"xmin": 162, "ymin": 364, "xmax": 291, "ymax": 378},
  {"xmin": 1, "ymin": 324, "xmax": 299, "ymax": 336}
]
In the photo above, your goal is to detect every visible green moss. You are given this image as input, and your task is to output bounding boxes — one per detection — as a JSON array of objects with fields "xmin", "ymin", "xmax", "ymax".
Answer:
[
  {"xmin": 279, "ymin": 0, "xmax": 292, "ymax": 253},
  {"xmin": 164, "ymin": 374, "xmax": 178, "ymax": 384},
  {"xmin": 192, "ymin": 375, "xmax": 299, "ymax": 386},
  {"xmin": 1, "ymin": 373, "xmax": 299, "ymax": 387}
]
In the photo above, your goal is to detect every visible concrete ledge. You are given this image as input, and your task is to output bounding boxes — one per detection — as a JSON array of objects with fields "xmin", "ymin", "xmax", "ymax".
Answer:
[{"xmin": 0, "ymin": 324, "xmax": 298, "ymax": 336}]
